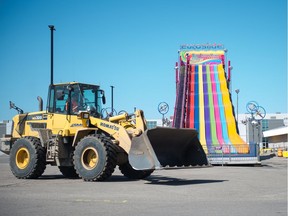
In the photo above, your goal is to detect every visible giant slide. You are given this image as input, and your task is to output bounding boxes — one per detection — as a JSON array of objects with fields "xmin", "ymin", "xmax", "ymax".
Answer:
[{"xmin": 173, "ymin": 49, "xmax": 248, "ymax": 154}]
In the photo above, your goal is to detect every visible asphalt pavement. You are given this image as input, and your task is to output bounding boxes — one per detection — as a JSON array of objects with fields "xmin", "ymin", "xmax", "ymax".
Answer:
[{"xmin": 0, "ymin": 154, "xmax": 287, "ymax": 216}]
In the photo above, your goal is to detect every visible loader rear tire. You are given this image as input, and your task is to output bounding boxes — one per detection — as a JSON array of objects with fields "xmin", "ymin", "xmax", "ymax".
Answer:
[
  {"xmin": 73, "ymin": 134, "xmax": 117, "ymax": 181},
  {"xmin": 9, "ymin": 137, "xmax": 46, "ymax": 179},
  {"xmin": 119, "ymin": 161, "xmax": 154, "ymax": 179}
]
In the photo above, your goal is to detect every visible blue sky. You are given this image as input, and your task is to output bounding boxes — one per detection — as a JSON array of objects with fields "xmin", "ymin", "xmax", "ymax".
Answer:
[{"xmin": 0, "ymin": 0, "xmax": 287, "ymax": 120}]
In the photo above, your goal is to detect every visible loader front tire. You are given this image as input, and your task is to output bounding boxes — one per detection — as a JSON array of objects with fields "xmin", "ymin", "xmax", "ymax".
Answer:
[
  {"xmin": 73, "ymin": 134, "xmax": 117, "ymax": 181},
  {"xmin": 119, "ymin": 161, "xmax": 154, "ymax": 179},
  {"xmin": 9, "ymin": 137, "xmax": 46, "ymax": 179}
]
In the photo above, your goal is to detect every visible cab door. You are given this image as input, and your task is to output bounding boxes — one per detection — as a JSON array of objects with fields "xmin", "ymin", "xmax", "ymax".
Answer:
[{"xmin": 46, "ymin": 85, "xmax": 71, "ymax": 135}]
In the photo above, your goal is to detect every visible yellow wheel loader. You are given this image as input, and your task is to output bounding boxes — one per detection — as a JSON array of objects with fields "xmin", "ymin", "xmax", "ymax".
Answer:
[
  {"xmin": 0, "ymin": 82, "xmax": 208, "ymax": 181},
  {"xmin": 0, "ymin": 25, "xmax": 208, "ymax": 181}
]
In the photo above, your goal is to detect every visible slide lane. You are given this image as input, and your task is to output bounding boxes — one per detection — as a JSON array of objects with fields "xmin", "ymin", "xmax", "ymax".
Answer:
[
  {"xmin": 209, "ymin": 65, "xmax": 225, "ymax": 146},
  {"xmin": 188, "ymin": 65, "xmax": 195, "ymax": 128},
  {"xmin": 206, "ymin": 65, "xmax": 219, "ymax": 147},
  {"xmin": 198, "ymin": 65, "xmax": 207, "ymax": 146},
  {"xmin": 214, "ymin": 65, "xmax": 231, "ymax": 146},
  {"xmin": 194, "ymin": 65, "xmax": 200, "ymax": 132},
  {"xmin": 217, "ymin": 64, "xmax": 248, "ymax": 153},
  {"xmin": 203, "ymin": 65, "xmax": 212, "ymax": 148}
]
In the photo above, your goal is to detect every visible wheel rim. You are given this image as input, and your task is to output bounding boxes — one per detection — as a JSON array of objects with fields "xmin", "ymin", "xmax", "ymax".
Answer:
[
  {"xmin": 16, "ymin": 147, "xmax": 30, "ymax": 169},
  {"xmin": 81, "ymin": 147, "xmax": 99, "ymax": 170}
]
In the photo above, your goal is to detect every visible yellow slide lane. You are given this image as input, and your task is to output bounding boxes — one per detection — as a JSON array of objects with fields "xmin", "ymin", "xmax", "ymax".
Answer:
[
  {"xmin": 198, "ymin": 65, "xmax": 207, "ymax": 146},
  {"xmin": 218, "ymin": 64, "xmax": 248, "ymax": 153}
]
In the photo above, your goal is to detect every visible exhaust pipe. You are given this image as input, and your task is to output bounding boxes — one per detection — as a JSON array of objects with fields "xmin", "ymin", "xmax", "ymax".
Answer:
[{"xmin": 37, "ymin": 96, "xmax": 43, "ymax": 111}]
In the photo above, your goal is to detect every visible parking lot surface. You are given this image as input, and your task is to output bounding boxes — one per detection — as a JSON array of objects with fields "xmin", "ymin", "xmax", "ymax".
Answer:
[{"xmin": 0, "ymin": 155, "xmax": 287, "ymax": 216}]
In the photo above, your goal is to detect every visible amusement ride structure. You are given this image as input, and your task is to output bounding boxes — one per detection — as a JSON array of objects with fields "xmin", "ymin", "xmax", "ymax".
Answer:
[{"xmin": 172, "ymin": 44, "xmax": 253, "ymax": 159}]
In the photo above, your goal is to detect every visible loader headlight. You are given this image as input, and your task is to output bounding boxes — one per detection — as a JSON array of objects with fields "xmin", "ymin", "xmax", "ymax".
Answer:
[{"xmin": 77, "ymin": 111, "xmax": 90, "ymax": 119}]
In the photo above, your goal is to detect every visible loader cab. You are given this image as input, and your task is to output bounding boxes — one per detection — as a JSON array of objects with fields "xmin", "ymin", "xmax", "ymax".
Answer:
[{"xmin": 47, "ymin": 82, "xmax": 105, "ymax": 117}]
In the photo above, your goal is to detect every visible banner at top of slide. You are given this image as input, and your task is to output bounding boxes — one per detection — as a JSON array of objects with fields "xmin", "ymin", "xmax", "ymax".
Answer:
[{"xmin": 179, "ymin": 50, "xmax": 225, "ymax": 65}]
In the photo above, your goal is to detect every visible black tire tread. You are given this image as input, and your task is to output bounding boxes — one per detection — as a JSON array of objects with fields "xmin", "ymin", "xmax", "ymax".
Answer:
[
  {"xmin": 74, "ymin": 134, "xmax": 117, "ymax": 181},
  {"xmin": 10, "ymin": 136, "xmax": 46, "ymax": 179}
]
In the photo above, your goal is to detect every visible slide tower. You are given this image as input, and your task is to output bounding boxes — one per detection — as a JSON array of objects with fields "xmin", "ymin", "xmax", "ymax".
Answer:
[{"xmin": 173, "ymin": 44, "xmax": 248, "ymax": 154}]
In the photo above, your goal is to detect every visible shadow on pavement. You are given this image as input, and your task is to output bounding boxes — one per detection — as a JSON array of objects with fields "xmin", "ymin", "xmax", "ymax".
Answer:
[
  {"xmin": 38, "ymin": 174, "xmax": 70, "ymax": 180},
  {"xmin": 145, "ymin": 175, "xmax": 227, "ymax": 186},
  {"xmin": 36, "ymin": 173, "xmax": 227, "ymax": 185},
  {"xmin": 106, "ymin": 174, "xmax": 227, "ymax": 186}
]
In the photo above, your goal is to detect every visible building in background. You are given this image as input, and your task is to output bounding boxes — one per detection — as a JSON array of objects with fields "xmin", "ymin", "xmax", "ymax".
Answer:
[
  {"xmin": 237, "ymin": 113, "xmax": 288, "ymax": 149},
  {"xmin": 0, "ymin": 121, "xmax": 12, "ymax": 155},
  {"xmin": 0, "ymin": 121, "xmax": 12, "ymax": 138},
  {"xmin": 146, "ymin": 119, "xmax": 162, "ymax": 129},
  {"xmin": 263, "ymin": 126, "xmax": 288, "ymax": 149}
]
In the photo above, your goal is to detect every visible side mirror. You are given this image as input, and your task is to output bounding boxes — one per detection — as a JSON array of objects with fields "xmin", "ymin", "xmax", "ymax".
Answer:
[
  {"xmin": 99, "ymin": 90, "xmax": 106, "ymax": 104},
  {"xmin": 9, "ymin": 101, "xmax": 24, "ymax": 114},
  {"xmin": 102, "ymin": 94, "xmax": 106, "ymax": 105}
]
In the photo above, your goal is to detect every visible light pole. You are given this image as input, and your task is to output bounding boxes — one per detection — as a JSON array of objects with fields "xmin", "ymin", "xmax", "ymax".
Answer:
[
  {"xmin": 110, "ymin": 86, "xmax": 114, "ymax": 112},
  {"xmin": 235, "ymin": 89, "xmax": 240, "ymax": 124},
  {"xmin": 48, "ymin": 25, "xmax": 55, "ymax": 86}
]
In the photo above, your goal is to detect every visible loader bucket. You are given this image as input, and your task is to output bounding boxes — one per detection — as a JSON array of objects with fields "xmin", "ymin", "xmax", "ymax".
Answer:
[
  {"xmin": 147, "ymin": 127, "xmax": 208, "ymax": 167},
  {"xmin": 128, "ymin": 127, "xmax": 208, "ymax": 170}
]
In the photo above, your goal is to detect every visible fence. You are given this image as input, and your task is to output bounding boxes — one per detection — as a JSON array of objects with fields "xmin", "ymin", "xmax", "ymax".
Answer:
[{"xmin": 207, "ymin": 144, "xmax": 260, "ymax": 165}]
